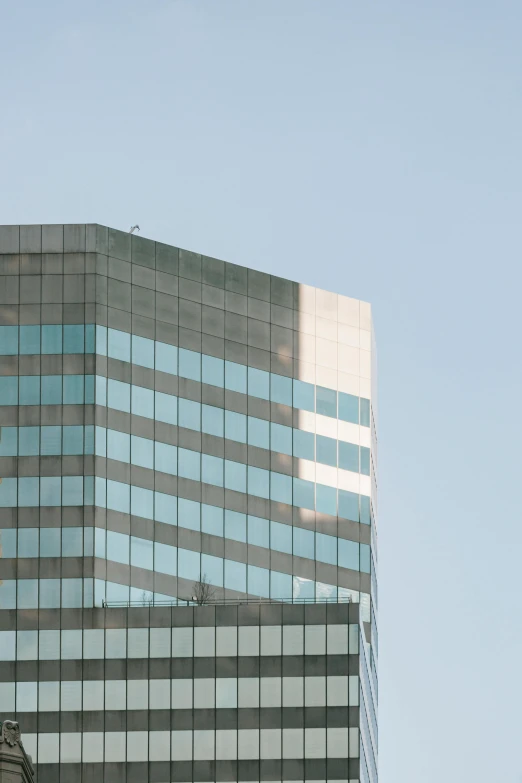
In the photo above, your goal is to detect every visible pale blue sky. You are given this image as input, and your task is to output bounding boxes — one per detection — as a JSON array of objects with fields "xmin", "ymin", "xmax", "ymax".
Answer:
[{"xmin": 2, "ymin": 1, "xmax": 522, "ymax": 780}]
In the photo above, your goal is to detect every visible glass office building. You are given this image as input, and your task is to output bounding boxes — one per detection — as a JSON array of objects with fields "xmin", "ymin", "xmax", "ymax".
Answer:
[{"xmin": 0, "ymin": 224, "xmax": 377, "ymax": 783}]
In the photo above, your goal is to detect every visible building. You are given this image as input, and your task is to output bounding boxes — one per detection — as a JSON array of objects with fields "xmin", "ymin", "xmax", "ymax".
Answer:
[{"xmin": 0, "ymin": 224, "xmax": 378, "ymax": 783}]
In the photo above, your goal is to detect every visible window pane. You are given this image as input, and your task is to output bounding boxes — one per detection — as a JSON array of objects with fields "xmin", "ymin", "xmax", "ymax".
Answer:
[
  {"xmin": 19, "ymin": 376, "xmax": 40, "ymax": 405},
  {"xmin": 225, "ymin": 410, "xmax": 246, "ymax": 443},
  {"xmin": 202, "ymin": 355, "xmax": 224, "ymax": 387},
  {"xmin": 0, "ymin": 326, "xmax": 18, "ymax": 355},
  {"xmin": 108, "ymin": 379, "xmax": 130, "ymax": 412},
  {"xmin": 247, "ymin": 417, "xmax": 269, "ymax": 449},
  {"xmin": 63, "ymin": 325, "xmax": 84, "ymax": 354},
  {"xmin": 338, "ymin": 489, "xmax": 359, "ymax": 522},
  {"xmin": 316, "ymin": 532, "xmax": 337, "ymax": 565},
  {"xmin": 131, "ymin": 536, "xmax": 154, "ymax": 569},
  {"xmin": 107, "ymin": 479, "xmax": 130, "ymax": 514},
  {"xmin": 248, "ymin": 565, "xmax": 269, "ymax": 597},
  {"xmin": 179, "ymin": 398, "xmax": 201, "ymax": 431},
  {"xmin": 154, "ymin": 442, "xmax": 177, "ymax": 475},
  {"xmin": 179, "ymin": 348, "xmax": 201, "ymax": 381},
  {"xmin": 293, "ymin": 379, "xmax": 315, "ymax": 411},
  {"xmin": 224, "ymin": 559, "xmax": 246, "ymax": 593},
  {"xmin": 18, "ymin": 477, "xmax": 39, "ymax": 507},
  {"xmin": 132, "ymin": 335, "xmax": 155, "ymax": 369},
  {"xmin": 247, "ymin": 367, "xmax": 269, "ymax": 400},
  {"xmin": 178, "ymin": 448, "xmax": 200, "ymax": 481},
  {"xmin": 19, "ymin": 325, "xmax": 40, "ymax": 355},
  {"xmin": 293, "ymin": 526, "xmax": 314, "ymax": 559},
  {"xmin": 247, "ymin": 515, "xmax": 269, "ymax": 548},
  {"xmin": 63, "ymin": 425, "xmax": 84, "ymax": 455},
  {"xmin": 0, "ymin": 377, "xmax": 18, "ymax": 405},
  {"xmin": 155, "ymin": 391, "xmax": 177, "ymax": 425},
  {"xmin": 271, "ymin": 521, "xmax": 292, "ymax": 554},
  {"xmin": 107, "ymin": 531, "xmax": 129, "ymax": 564},
  {"xmin": 316, "ymin": 483, "xmax": 337, "ymax": 516},
  {"xmin": 63, "ymin": 375, "xmax": 84, "ymax": 404},
  {"xmin": 18, "ymin": 528, "xmax": 38, "ymax": 558},
  {"xmin": 202, "ymin": 454, "xmax": 223, "ymax": 487},
  {"xmin": 131, "ymin": 435, "xmax": 154, "ymax": 469},
  {"xmin": 224, "ymin": 510, "xmax": 246, "ymax": 543},
  {"xmin": 40, "ymin": 579, "xmax": 61, "ymax": 608},
  {"xmin": 40, "ymin": 477, "xmax": 61, "ymax": 506},
  {"xmin": 41, "ymin": 375, "xmax": 62, "ymax": 405},
  {"xmin": 108, "ymin": 328, "xmax": 130, "ymax": 362},
  {"xmin": 338, "ymin": 392, "xmax": 359, "ymax": 424},
  {"xmin": 338, "ymin": 538, "xmax": 359, "ymax": 571},
  {"xmin": 178, "ymin": 498, "xmax": 200, "ymax": 531},
  {"xmin": 108, "ymin": 429, "xmax": 130, "ymax": 463},
  {"xmin": 154, "ymin": 542, "xmax": 177, "ymax": 576},
  {"xmin": 270, "ymin": 471, "xmax": 292, "ymax": 504},
  {"xmin": 41, "ymin": 325, "xmax": 62, "ymax": 354},
  {"xmin": 360, "ymin": 398, "xmax": 370, "ymax": 427},
  {"xmin": 271, "ymin": 374, "xmax": 292, "ymax": 406},
  {"xmin": 316, "ymin": 386, "xmax": 337, "ymax": 418},
  {"xmin": 316, "ymin": 435, "xmax": 337, "ymax": 467},
  {"xmin": 224, "ymin": 460, "xmax": 246, "ymax": 493},
  {"xmin": 19, "ymin": 427, "xmax": 39, "ymax": 456},
  {"xmin": 225, "ymin": 361, "xmax": 246, "ymax": 394},
  {"xmin": 131, "ymin": 486, "xmax": 154, "ymax": 519},
  {"xmin": 270, "ymin": 570, "xmax": 292, "ymax": 600},
  {"xmin": 155, "ymin": 341, "xmax": 178, "ymax": 374},
  {"xmin": 41, "ymin": 425, "xmax": 61, "ymax": 455},
  {"xmin": 339, "ymin": 441, "xmax": 359, "ymax": 473},
  {"xmin": 62, "ymin": 528, "xmax": 83, "ymax": 557},
  {"xmin": 270, "ymin": 423, "xmax": 292, "ymax": 455},
  {"xmin": 131, "ymin": 385, "xmax": 154, "ymax": 418},
  {"xmin": 248, "ymin": 466, "xmax": 269, "ymax": 499},
  {"xmin": 202, "ymin": 405, "xmax": 223, "ymax": 437},
  {"xmin": 293, "ymin": 429, "xmax": 314, "ymax": 461},
  {"xmin": 154, "ymin": 491, "xmax": 177, "ymax": 525},
  {"xmin": 360, "ymin": 446, "xmax": 371, "ymax": 476},
  {"xmin": 40, "ymin": 528, "xmax": 61, "ymax": 558},
  {"xmin": 201, "ymin": 504, "xmax": 223, "ymax": 536}
]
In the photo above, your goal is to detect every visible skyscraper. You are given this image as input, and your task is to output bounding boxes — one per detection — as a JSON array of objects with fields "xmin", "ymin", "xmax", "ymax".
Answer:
[{"xmin": 0, "ymin": 224, "xmax": 377, "ymax": 783}]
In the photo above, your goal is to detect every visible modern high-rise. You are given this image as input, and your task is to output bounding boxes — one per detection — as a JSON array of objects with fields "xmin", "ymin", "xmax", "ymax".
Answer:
[{"xmin": 0, "ymin": 224, "xmax": 378, "ymax": 783}]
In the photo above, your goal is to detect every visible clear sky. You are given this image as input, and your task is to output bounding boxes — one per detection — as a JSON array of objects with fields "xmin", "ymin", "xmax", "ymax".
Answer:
[{"xmin": 2, "ymin": 1, "xmax": 522, "ymax": 780}]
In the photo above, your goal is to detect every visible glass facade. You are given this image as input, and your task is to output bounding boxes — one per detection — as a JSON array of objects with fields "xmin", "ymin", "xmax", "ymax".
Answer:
[{"xmin": 0, "ymin": 223, "xmax": 377, "ymax": 783}]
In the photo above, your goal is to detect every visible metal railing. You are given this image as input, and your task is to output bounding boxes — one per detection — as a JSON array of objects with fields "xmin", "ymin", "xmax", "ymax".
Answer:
[{"xmin": 102, "ymin": 595, "xmax": 353, "ymax": 609}]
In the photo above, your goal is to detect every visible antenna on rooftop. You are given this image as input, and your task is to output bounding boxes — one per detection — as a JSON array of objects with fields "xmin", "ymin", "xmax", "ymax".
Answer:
[{"xmin": 129, "ymin": 225, "xmax": 140, "ymax": 234}]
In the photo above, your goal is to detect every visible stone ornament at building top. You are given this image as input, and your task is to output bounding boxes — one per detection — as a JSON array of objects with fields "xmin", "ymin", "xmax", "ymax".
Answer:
[{"xmin": 0, "ymin": 721, "xmax": 21, "ymax": 747}]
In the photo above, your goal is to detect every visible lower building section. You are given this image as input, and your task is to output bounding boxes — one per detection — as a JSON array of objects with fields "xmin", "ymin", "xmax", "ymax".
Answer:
[{"xmin": 0, "ymin": 601, "xmax": 364, "ymax": 783}]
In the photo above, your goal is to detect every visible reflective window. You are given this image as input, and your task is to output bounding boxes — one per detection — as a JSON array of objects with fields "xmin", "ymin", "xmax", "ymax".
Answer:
[
  {"xmin": 292, "ymin": 477, "xmax": 314, "ymax": 511},
  {"xmin": 202, "ymin": 454, "xmax": 223, "ymax": 487},
  {"xmin": 18, "ymin": 529, "xmax": 38, "ymax": 558},
  {"xmin": 132, "ymin": 334, "xmax": 155, "ymax": 369},
  {"xmin": 316, "ymin": 532, "xmax": 337, "ymax": 565},
  {"xmin": 63, "ymin": 325, "xmax": 84, "ymax": 354},
  {"xmin": 178, "ymin": 447, "xmax": 200, "ymax": 481},
  {"xmin": 0, "ymin": 326, "xmax": 18, "ymax": 355},
  {"xmin": 225, "ymin": 361, "xmax": 246, "ymax": 394},
  {"xmin": 247, "ymin": 416, "xmax": 269, "ymax": 450},
  {"xmin": 316, "ymin": 435, "xmax": 337, "ymax": 467},
  {"xmin": 225, "ymin": 410, "xmax": 246, "ymax": 443},
  {"xmin": 271, "ymin": 521, "xmax": 292, "ymax": 554},
  {"xmin": 293, "ymin": 429, "xmax": 314, "ymax": 461},
  {"xmin": 248, "ymin": 564, "xmax": 269, "ymax": 597},
  {"xmin": 202, "ymin": 404, "xmax": 223, "ymax": 437},
  {"xmin": 62, "ymin": 528, "xmax": 83, "ymax": 557},
  {"xmin": 202, "ymin": 354, "xmax": 224, "ymax": 387},
  {"xmin": 338, "ymin": 489, "xmax": 359, "ymax": 522},
  {"xmin": 271, "ymin": 373, "xmax": 292, "ymax": 406},
  {"xmin": 0, "ymin": 377, "xmax": 17, "ymax": 405},
  {"xmin": 270, "ymin": 471, "xmax": 292, "ymax": 505},
  {"xmin": 224, "ymin": 459, "xmax": 246, "ymax": 493},
  {"xmin": 293, "ymin": 526, "xmax": 314, "ymax": 560},
  {"xmin": 154, "ymin": 442, "xmax": 177, "ymax": 475},
  {"xmin": 63, "ymin": 425, "xmax": 84, "ymax": 455},
  {"xmin": 179, "ymin": 398, "xmax": 201, "ymax": 431},
  {"xmin": 316, "ymin": 386, "xmax": 337, "ymax": 418},
  {"xmin": 41, "ymin": 325, "xmax": 62, "ymax": 354},
  {"xmin": 338, "ymin": 538, "xmax": 359, "ymax": 571},
  {"xmin": 247, "ymin": 367, "xmax": 269, "ymax": 400},
  {"xmin": 155, "ymin": 391, "xmax": 177, "ymax": 425},
  {"xmin": 108, "ymin": 379, "xmax": 130, "ymax": 412},
  {"xmin": 132, "ymin": 385, "xmax": 154, "ymax": 419},
  {"xmin": 19, "ymin": 325, "xmax": 40, "ymax": 355},
  {"xmin": 360, "ymin": 446, "xmax": 371, "ymax": 476},
  {"xmin": 179, "ymin": 348, "xmax": 201, "ymax": 381},
  {"xmin": 339, "ymin": 391, "xmax": 359, "ymax": 424},
  {"xmin": 224, "ymin": 510, "xmax": 246, "ymax": 543},
  {"xmin": 41, "ymin": 375, "xmax": 62, "ymax": 405},
  {"xmin": 19, "ymin": 376, "xmax": 40, "ymax": 405},
  {"xmin": 108, "ymin": 429, "xmax": 130, "ymax": 463},
  {"xmin": 270, "ymin": 570, "xmax": 292, "ymax": 600},
  {"xmin": 293, "ymin": 379, "xmax": 315, "ymax": 411},
  {"xmin": 155, "ymin": 341, "xmax": 177, "ymax": 375},
  {"xmin": 108, "ymin": 329, "xmax": 131, "ymax": 362},
  {"xmin": 131, "ymin": 486, "xmax": 154, "ymax": 520},
  {"xmin": 248, "ymin": 466, "xmax": 270, "ymax": 499},
  {"xmin": 63, "ymin": 375, "xmax": 84, "ymax": 404},
  {"xmin": 19, "ymin": 427, "xmax": 39, "ymax": 456},
  {"xmin": 131, "ymin": 435, "xmax": 153, "ymax": 469},
  {"xmin": 339, "ymin": 441, "xmax": 359, "ymax": 473},
  {"xmin": 154, "ymin": 491, "xmax": 177, "ymax": 526},
  {"xmin": 154, "ymin": 542, "xmax": 176, "ymax": 576},
  {"xmin": 270, "ymin": 423, "xmax": 292, "ymax": 456},
  {"xmin": 247, "ymin": 515, "xmax": 269, "ymax": 548},
  {"xmin": 178, "ymin": 498, "xmax": 200, "ymax": 532},
  {"xmin": 360, "ymin": 397, "xmax": 371, "ymax": 427},
  {"xmin": 224, "ymin": 559, "xmax": 246, "ymax": 593},
  {"xmin": 316, "ymin": 483, "xmax": 337, "ymax": 516},
  {"xmin": 201, "ymin": 504, "xmax": 223, "ymax": 537},
  {"xmin": 131, "ymin": 536, "xmax": 154, "ymax": 570}
]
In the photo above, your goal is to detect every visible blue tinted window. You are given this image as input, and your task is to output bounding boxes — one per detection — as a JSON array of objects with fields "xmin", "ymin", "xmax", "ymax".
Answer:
[
  {"xmin": 0, "ymin": 478, "xmax": 17, "ymax": 507},
  {"xmin": 154, "ymin": 491, "xmax": 177, "ymax": 525},
  {"xmin": 270, "ymin": 423, "xmax": 292, "ymax": 456},
  {"xmin": 94, "ymin": 528, "xmax": 106, "ymax": 558},
  {"xmin": 338, "ymin": 441, "xmax": 359, "ymax": 473},
  {"xmin": 247, "ymin": 515, "xmax": 269, "ymax": 548},
  {"xmin": 316, "ymin": 435, "xmax": 337, "ymax": 467},
  {"xmin": 177, "ymin": 547, "xmax": 200, "ymax": 581},
  {"xmin": 131, "ymin": 536, "xmax": 153, "ymax": 569},
  {"xmin": 107, "ymin": 479, "xmax": 130, "ymax": 514},
  {"xmin": 63, "ymin": 425, "xmax": 84, "ymax": 455},
  {"xmin": 247, "ymin": 417, "xmax": 269, "ymax": 450},
  {"xmin": 41, "ymin": 426, "xmax": 61, "ymax": 455},
  {"xmin": 224, "ymin": 460, "xmax": 246, "ymax": 493},
  {"xmin": 131, "ymin": 486, "xmax": 154, "ymax": 519},
  {"xmin": 62, "ymin": 528, "xmax": 83, "ymax": 557},
  {"xmin": 154, "ymin": 442, "xmax": 177, "ymax": 475},
  {"xmin": 0, "ymin": 529, "xmax": 15, "ymax": 559},
  {"xmin": 316, "ymin": 532, "xmax": 337, "ymax": 565},
  {"xmin": 202, "ymin": 454, "xmax": 223, "ymax": 487},
  {"xmin": 316, "ymin": 386, "xmax": 337, "ymax": 418},
  {"xmin": 294, "ymin": 576, "xmax": 314, "ymax": 600},
  {"xmin": 179, "ymin": 398, "xmax": 201, "ymax": 431},
  {"xmin": 338, "ymin": 538, "xmax": 359, "ymax": 571},
  {"xmin": 270, "ymin": 471, "xmax": 292, "ymax": 505},
  {"xmin": 338, "ymin": 489, "xmax": 359, "ymax": 522},
  {"xmin": 85, "ymin": 324, "xmax": 95, "ymax": 353},
  {"xmin": 40, "ymin": 579, "xmax": 60, "ymax": 608},
  {"xmin": 202, "ymin": 554, "xmax": 223, "ymax": 587},
  {"xmin": 95, "ymin": 325, "xmax": 107, "ymax": 356},
  {"xmin": 271, "ymin": 374, "xmax": 292, "ymax": 406},
  {"xmin": 225, "ymin": 559, "xmax": 246, "ymax": 593},
  {"xmin": 18, "ymin": 528, "xmax": 38, "ymax": 558},
  {"xmin": 131, "ymin": 385, "xmax": 154, "ymax": 418},
  {"xmin": 107, "ymin": 531, "xmax": 129, "ymax": 564},
  {"xmin": 108, "ymin": 329, "xmax": 130, "ymax": 362},
  {"xmin": 225, "ymin": 510, "xmax": 246, "ymax": 543},
  {"xmin": 178, "ymin": 448, "xmax": 200, "ymax": 481},
  {"xmin": 202, "ymin": 404, "xmax": 223, "ymax": 437},
  {"xmin": 95, "ymin": 375, "xmax": 107, "ymax": 406},
  {"xmin": 132, "ymin": 335, "xmax": 155, "ymax": 369},
  {"xmin": 18, "ymin": 427, "xmax": 39, "ymax": 456},
  {"xmin": 292, "ymin": 478, "xmax": 314, "ymax": 510},
  {"xmin": 293, "ymin": 527, "xmax": 314, "ymax": 559},
  {"xmin": 247, "ymin": 367, "xmax": 269, "ymax": 400},
  {"xmin": 107, "ymin": 379, "xmax": 130, "ymax": 413},
  {"xmin": 18, "ymin": 477, "xmax": 39, "ymax": 507},
  {"xmin": 62, "ymin": 476, "xmax": 83, "ymax": 506},
  {"xmin": 63, "ymin": 375, "xmax": 83, "ymax": 404},
  {"xmin": 360, "ymin": 398, "xmax": 370, "ymax": 427},
  {"xmin": 155, "ymin": 341, "xmax": 178, "ymax": 375},
  {"xmin": 316, "ymin": 483, "xmax": 337, "ymax": 516},
  {"xmin": 40, "ymin": 528, "xmax": 61, "ymax": 558},
  {"xmin": 360, "ymin": 495, "xmax": 371, "ymax": 525},
  {"xmin": 84, "ymin": 425, "xmax": 94, "ymax": 455},
  {"xmin": 270, "ymin": 521, "xmax": 292, "ymax": 554},
  {"xmin": 41, "ymin": 325, "xmax": 62, "ymax": 354},
  {"xmin": 107, "ymin": 429, "xmax": 130, "ymax": 463},
  {"xmin": 338, "ymin": 392, "xmax": 359, "ymax": 424},
  {"xmin": 155, "ymin": 391, "xmax": 177, "ymax": 426},
  {"xmin": 360, "ymin": 446, "xmax": 370, "ymax": 476},
  {"xmin": 225, "ymin": 410, "xmax": 246, "ymax": 443},
  {"xmin": 202, "ymin": 355, "xmax": 224, "ymax": 387},
  {"xmin": 0, "ymin": 427, "xmax": 17, "ymax": 456},
  {"xmin": 248, "ymin": 564, "xmax": 269, "ymax": 597},
  {"xmin": 84, "ymin": 375, "xmax": 94, "ymax": 404},
  {"xmin": 41, "ymin": 375, "xmax": 62, "ymax": 405},
  {"xmin": 247, "ymin": 466, "xmax": 270, "ymax": 499},
  {"xmin": 0, "ymin": 377, "xmax": 17, "ymax": 405},
  {"xmin": 202, "ymin": 504, "xmax": 223, "ymax": 537},
  {"xmin": 270, "ymin": 570, "xmax": 292, "ymax": 600},
  {"xmin": 18, "ymin": 580, "xmax": 38, "ymax": 609},
  {"xmin": 131, "ymin": 435, "xmax": 153, "ymax": 469},
  {"xmin": 293, "ymin": 429, "xmax": 314, "ymax": 461},
  {"xmin": 293, "ymin": 379, "xmax": 314, "ymax": 412},
  {"xmin": 19, "ymin": 376, "xmax": 40, "ymax": 405},
  {"xmin": 155, "ymin": 542, "xmax": 177, "ymax": 576},
  {"xmin": 19, "ymin": 325, "xmax": 40, "ymax": 355},
  {"xmin": 0, "ymin": 326, "xmax": 18, "ymax": 355},
  {"xmin": 225, "ymin": 361, "xmax": 246, "ymax": 394},
  {"xmin": 179, "ymin": 349, "xmax": 201, "ymax": 381},
  {"xmin": 63, "ymin": 325, "xmax": 84, "ymax": 354},
  {"xmin": 40, "ymin": 477, "xmax": 61, "ymax": 506}
]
